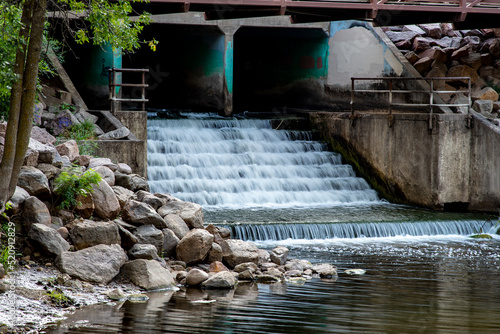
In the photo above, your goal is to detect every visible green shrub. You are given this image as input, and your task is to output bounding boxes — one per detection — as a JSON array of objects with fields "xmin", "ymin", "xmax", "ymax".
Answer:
[{"xmin": 53, "ymin": 167, "xmax": 102, "ymax": 210}]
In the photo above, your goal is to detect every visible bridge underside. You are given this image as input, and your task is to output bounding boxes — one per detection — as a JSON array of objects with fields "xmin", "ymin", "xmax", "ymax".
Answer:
[{"xmin": 132, "ymin": 1, "xmax": 500, "ymax": 28}]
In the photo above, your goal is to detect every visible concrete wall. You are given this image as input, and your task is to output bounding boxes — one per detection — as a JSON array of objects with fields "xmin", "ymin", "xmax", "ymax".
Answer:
[
  {"xmin": 310, "ymin": 112, "xmax": 500, "ymax": 213},
  {"xmin": 94, "ymin": 140, "xmax": 147, "ymax": 178}
]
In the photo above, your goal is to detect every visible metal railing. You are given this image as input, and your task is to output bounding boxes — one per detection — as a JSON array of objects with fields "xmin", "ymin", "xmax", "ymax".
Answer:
[
  {"xmin": 108, "ymin": 68, "xmax": 149, "ymax": 112},
  {"xmin": 351, "ymin": 76, "xmax": 472, "ymax": 129}
]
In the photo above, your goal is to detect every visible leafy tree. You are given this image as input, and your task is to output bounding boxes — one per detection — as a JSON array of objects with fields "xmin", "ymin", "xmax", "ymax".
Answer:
[{"xmin": 0, "ymin": 0, "xmax": 155, "ymax": 215}]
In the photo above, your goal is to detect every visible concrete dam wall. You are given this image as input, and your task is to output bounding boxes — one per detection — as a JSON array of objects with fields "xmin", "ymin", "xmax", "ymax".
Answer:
[{"xmin": 310, "ymin": 112, "xmax": 500, "ymax": 213}]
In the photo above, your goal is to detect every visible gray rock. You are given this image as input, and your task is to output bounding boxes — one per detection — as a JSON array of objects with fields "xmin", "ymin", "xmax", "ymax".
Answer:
[
  {"xmin": 237, "ymin": 269, "xmax": 255, "ymax": 281},
  {"xmin": 234, "ymin": 262, "xmax": 258, "ymax": 274},
  {"xmin": 98, "ymin": 126, "xmax": 131, "ymax": 140},
  {"xmin": 115, "ymin": 222, "xmax": 138, "ymax": 250},
  {"xmin": 286, "ymin": 259, "xmax": 313, "ymax": 271},
  {"xmin": 221, "ymin": 239, "xmax": 260, "ymax": 268},
  {"xmin": 270, "ymin": 246, "xmax": 289, "ymax": 266},
  {"xmin": 56, "ymin": 140, "xmax": 79, "ymax": 162},
  {"xmin": 29, "ymin": 138, "xmax": 57, "ymax": 164},
  {"xmin": 122, "ymin": 200, "xmax": 166, "ymax": 229},
  {"xmin": 114, "ymin": 173, "xmax": 149, "ymax": 192},
  {"xmin": 176, "ymin": 229, "xmax": 214, "ymax": 264},
  {"xmin": 117, "ymin": 163, "xmax": 132, "ymax": 174},
  {"xmin": 57, "ymin": 227, "xmax": 69, "ymax": 240},
  {"xmin": 46, "ymin": 110, "xmax": 79, "ymax": 136},
  {"xmin": 162, "ymin": 228, "xmax": 179, "ymax": 257},
  {"xmin": 186, "ymin": 268, "xmax": 209, "ymax": 286},
  {"xmin": 8, "ymin": 186, "xmax": 30, "ymax": 214},
  {"xmin": 158, "ymin": 201, "xmax": 204, "ymax": 229},
  {"xmin": 22, "ymin": 196, "xmax": 51, "ymax": 231},
  {"xmin": 74, "ymin": 109, "xmax": 98, "ymax": 124},
  {"xmin": 128, "ymin": 243, "xmax": 160, "ymax": 260},
  {"xmin": 164, "ymin": 214, "xmax": 190, "ymax": 239},
  {"xmin": 385, "ymin": 30, "xmax": 419, "ymax": 43},
  {"xmin": 69, "ymin": 220, "xmax": 121, "ymax": 250},
  {"xmin": 312, "ymin": 263, "xmax": 338, "ymax": 278},
  {"xmin": 473, "ymin": 99, "xmax": 494, "ymax": 114},
  {"xmin": 17, "ymin": 166, "xmax": 50, "ymax": 196},
  {"xmin": 259, "ymin": 249, "xmax": 271, "ymax": 264},
  {"xmin": 133, "ymin": 224, "xmax": 164, "ymax": 253},
  {"xmin": 23, "ymin": 147, "xmax": 39, "ymax": 166},
  {"xmin": 74, "ymin": 193, "xmax": 94, "ymax": 219},
  {"xmin": 208, "ymin": 243, "xmax": 223, "ymax": 263},
  {"xmin": 92, "ymin": 165, "xmax": 115, "ymax": 186},
  {"xmin": 56, "ymin": 244, "xmax": 127, "ymax": 284},
  {"xmin": 36, "ymin": 163, "xmax": 61, "ymax": 180},
  {"xmin": 88, "ymin": 157, "xmax": 118, "ymax": 171},
  {"xmin": 121, "ymin": 259, "xmax": 176, "ymax": 290},
  {"xmin": 205, "ymin": 224, "xmax": 224, "ymax": 244},
  {"xmin": 74, "ymin": 154, "xmax": 91, "ymax": 167},
  {"xmin": 112, "ymin": 185, "xmax": 135, "ymax": 208},
  {"xmin": 29, "ymin": 223, "xmax": 70, "ymax": 256},
  {"xmin": 136, "ymin": 191, "xmax": 164, "ymax": 210},
  {"xmin": 450, "ymin": 93, "xmax": 471, "ymax": 114},
  {"xmin": 201, "ymin": 271, "xmax": 236, "ymax": 289},
  {"xmin": 91, "ymin": 180, "xmax": 121, "ymax": 220},
  {"xmin": 31, "ymin": 126, "xmax": 56, "ymax": 145}
]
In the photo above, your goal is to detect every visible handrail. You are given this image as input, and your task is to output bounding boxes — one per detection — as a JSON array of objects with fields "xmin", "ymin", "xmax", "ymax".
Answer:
[
  {"xmin": 351, "ymin": 76, "xmax": 472, "ymax": 129},
  {"xmin": 108, "ymin": 68, "xmax": 149, "ymax": 112}
]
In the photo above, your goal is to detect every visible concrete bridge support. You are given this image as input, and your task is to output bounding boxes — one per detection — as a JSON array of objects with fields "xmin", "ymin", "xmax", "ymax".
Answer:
[{"xmin": 310, "ymin": 112, "xmax": 500, "ymax": 213}]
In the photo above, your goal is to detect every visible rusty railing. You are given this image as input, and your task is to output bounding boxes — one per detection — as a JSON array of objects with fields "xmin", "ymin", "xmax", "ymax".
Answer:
[{"xmin": 108, "ymin": 68, "xmax": 149, "ymax": 112}]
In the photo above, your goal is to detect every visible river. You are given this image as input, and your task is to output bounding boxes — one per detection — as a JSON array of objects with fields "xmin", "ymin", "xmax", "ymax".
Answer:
[{"xmin": 46, "ymin": 112, "xmax": 500, "ymax": 333}]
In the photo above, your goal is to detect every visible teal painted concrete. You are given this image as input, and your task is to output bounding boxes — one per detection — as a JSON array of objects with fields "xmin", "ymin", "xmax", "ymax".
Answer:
[{"xmin": 225, "ymin": 40, "xmax": 234, "ymax": 95}]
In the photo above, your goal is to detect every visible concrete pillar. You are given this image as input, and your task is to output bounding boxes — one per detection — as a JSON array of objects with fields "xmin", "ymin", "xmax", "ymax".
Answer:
[{"xmin": 221, "ymin": 26, "xmax": 238, "ymax": 116}]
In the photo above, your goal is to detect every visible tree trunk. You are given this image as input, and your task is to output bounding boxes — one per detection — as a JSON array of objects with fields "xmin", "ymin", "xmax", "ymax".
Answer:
[{"xmin": 0, "ymin": 0, "xmax": 47, "ymax": 214}]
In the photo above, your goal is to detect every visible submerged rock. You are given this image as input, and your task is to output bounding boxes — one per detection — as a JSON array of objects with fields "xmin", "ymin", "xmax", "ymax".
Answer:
[{"xmin": 121, "ymin": 259, "xmax": 176, "ymax": 290}]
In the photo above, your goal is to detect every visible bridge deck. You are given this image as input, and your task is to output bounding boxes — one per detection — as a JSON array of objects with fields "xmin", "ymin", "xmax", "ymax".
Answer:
[{"xmin": 138, "ymin": 0, "xmax": 500, "ymax": 26}]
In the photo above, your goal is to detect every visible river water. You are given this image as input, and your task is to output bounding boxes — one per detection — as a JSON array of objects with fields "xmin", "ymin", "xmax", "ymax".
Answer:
[{"xmin": 47, "ymin": 113, "xmax": 500, "ymax": 333}]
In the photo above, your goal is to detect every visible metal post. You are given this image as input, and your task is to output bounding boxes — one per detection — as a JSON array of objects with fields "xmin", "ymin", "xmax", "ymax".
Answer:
[
  {"xmin": 429, "ymin": 80, "xmax": 434, "ymax": 130},
  {"xmin": 109, "ymin": 68, "xmax": 113, "ymax": 112},
  {"xmin": 467, "ymin": 77, "xmax": 471, "ymax": 114},
  {"xmin": 351, "ymin": 78, "xmax": 355, "ymax": 117},
  {"xmin": 388, "ymin": 79, "xmax": 393, "ymax": 115},
  {"xmin": 142, "ymin": 71, "xmax": 146, "ymax": 111}
]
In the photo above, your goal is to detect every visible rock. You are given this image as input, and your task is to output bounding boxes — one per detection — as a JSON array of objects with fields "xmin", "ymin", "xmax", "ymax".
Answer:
[
  {"xmin": 112, "ymin": 185, "xmax": 135, "ymax": 208},
  {"xmin": 258, "ymin": 249, "xmax": 271, "ymax": 264},
  {"xmin": 98, "ymin": 126, "xmax": 131, "ymax": 140},
  {"xmin": 31, "ymin": 126, "xmax": 56, "ymax": 145},
  {"xmin": 426, "ymin": 68, "xmax": 448, "ymax": 90},
  {"xmin": 176, "ymin": 229, "xmax": 214, "ymax": 264},
  {"xmin": 312, "ymin": 263, "xmax": 337, "ymax": 278},
  {"xmin": 237, "ymin": 270, "xmax": 255, "ymax": 281},
  {"xmin": 36, "ymin": 163, "xmax": 61, "ymax": 180},
  {"xmin": 403, "ymin": 25, "xmax": 426, "ymax": 36},
  {"xmin": 69, "ymin": 220, "xmax": 121, "ymax": 250},
  {"xmin": 136, "ymin": 191, "xmax": 164, "ymax": 210},
  {"xmin": 429, "ymin": 36, "xmax": 453, "ymax": 49},
  {"xmin": 186, "ymin": 268, "xmax": 209, "ymax": 286},
  {"xmin": 107, "ymin": 288, "xmax": 126, "ymax": 301},
  {"xmin": 92, "ymin": 165, "xmax": 115, "ymax": 186},
  {"xmin": 413, "ymin": 57, "xmax": 433, "ymax": 74},
  {"xmin": 451, "ymin": 46, "xmax": 470, "ymax": 61},
  {"xmin": 260, "ymin": 262, "xmax": 277, "ymax": 271},
  {"xmin": 56, "ymin": 140, "xmax": 79, "ymax": 162},
  {"xmin": 447, "ymin": 65, "xmax": 478, "ymax": 84},
  {"xmin": 412, "ymin": 37, "xmax": 431, "ymax": 53},
  {"xmin": 209, "ymin": 261, "xmax": 229, "ymax": 273},
  {"xmin": 91, "ymin": 180, "xmax": 121, "ymax": 220},
  {"xmin": 285, "ymin": 269, "xmax": 302, "ymax": 277},
  {"xmin": 114, "ymin": 173, "xmax": 149, "ymax": 192},
  {"xmin": 29, "ymin": 223, "xmax": 70, "ymax": 256},
  {"xmin": 201, "ymin": 271, "xmax": 236, "ymax": 289},
  {"xmin": 121, "ymin": 259, "xmax": 176, "ymax": 290},
  {"xmin": 450, "ymin": 93, "xmax": 471, "ymax": 114},
  {"xmin": 46, "ymin": 110, "xmax": 79, "ymax": 136},
  {"xmin": 88, "ymin": 157, "xmax": 118, "ymax": 171},
  {"xmin": 163, "ymin": 214, "xmax": 190, "ymax": 239},
  {"xmin": 29, "ymin": 139, "xmax": 57, "ymax": 164},
  {"xmin": 122, "ymin": 200, "xmax": 166, "ymax": 229},
  {"xmin": 221, "ymin": 239, "xmax": 259, "ymax": 268},
  {"xmin": 128, "ymin": 243, "xmax": 161, "ymax": 260},
  {"xmin": 8, "ymin": 186, "xmax": 30, "ymax": 214},
  {"xmin": 461, "ymin": 36, "xmax": 482, "ymax": 51},
  {"xmin": 255, "ymin": 274, "xmax": 281, "ymax": 283},
  {"xmin": 115, "ymin": 223, "xmax": 138, "ymax": 250},
  {"xmin": 234, "ymin": 262, "xmax": 258, "ymax": 274},
  {"xmin": 461, "ymin": 53, "xmax": 482, "ymax": 71},
  {"xmin": 270, "ymin": 246, "xmax": 289, "ymax": 266},
  {"xmin": 265, "ymin": 267, "xmax": 284, "ymax": 279},
  {"xmin": 57, "ymin": 227, "xmax": 69, "ymax": 240},
  {"xmin": 74, "ymin": 109, "xmax": 98, "ymax": 124},
  {"xmin": 419, "ymin": 23, "xmax": 442, "ymax": 39},
  {"xmin": 0, "ymin": 265, "xmax": 5, "ymax": 279},
  {"xmin": 473, "ymin": 99, "xmax": 494, "ymax": 114},
  {"xmin": 395, "ymin": 40, "xmax": 411, "ymax": 50},
  {"xmin": 56, "ymin": 244, "xmax": 127, "ymax": 284},
  {"xmin": 385, "ymin": 30, "xmax": 419, "ymax": 43},
  {"xmin": 22, "ymin": 196, "xmax": 51, "ymax": 231},
  {"xmin": 208, "ymin": 243, "xmax": 223, "ymax": 263},
  {"xmin": 344, "ymin": 269, "xmax": 366, "ymax": 275},
  {"xmin": 404, "ymin": 51, "xmax": 419, "ymax": 64},
  {"xmin": 133, "ymin": 224, "xmax": 164, "ymax": 253},
  {"xmin": 158, "ymin": 201, "xmax": 204, "ymax": 229},
  {"xmin": 117, "ymin": 163, "xmax": 132, "ymax": 175},
  {"xmin": 23, "ymin": 147, "xmax": 39, "ymax": 166},
  {"xmin": 488, "ymin": 39, "xmax": 500, "ymax": 58},
  {"xmin": 74, "ymin": 155, "xmax": 91, "ymax": 167},
  {"xmin": 205, "ymin": 224, "xmax": 225, "ymax": 244},
  {"xmin": 162, "ymin": 229, "xmax": 179, "ymax": 257},
  {"xmin": 472, "ymin": 87, "xmax": 499, "ymax": 102},
  {"xmin": 17, "ymin": 166, "xmax": 50, "ymax": 196},
  {"xmin": 418, "ymin": 47, "xmax": 447, "ymax": 63},
  {"xmin": 481, "ymin": 53, "xmax": 494, "ymax": 66}
]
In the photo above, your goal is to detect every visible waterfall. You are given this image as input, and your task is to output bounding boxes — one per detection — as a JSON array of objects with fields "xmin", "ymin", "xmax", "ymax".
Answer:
[{"xmin": 147, "ymin": 114, "xmax": 380, "ymax": 209}]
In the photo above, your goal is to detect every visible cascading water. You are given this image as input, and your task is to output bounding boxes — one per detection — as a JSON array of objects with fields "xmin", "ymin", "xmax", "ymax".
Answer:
[{"xmin": 147, "ymin": 113, "xmax": 495, "ymax": 240}]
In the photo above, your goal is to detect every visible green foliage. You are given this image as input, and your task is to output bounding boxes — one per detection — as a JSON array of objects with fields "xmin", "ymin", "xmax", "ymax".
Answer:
[
  {"xmin": 63, "ymin": 119, "xmax": 96, "ymax": 141},
  {"xmin": 47, "ymin": 288, "xmax": 74, "ymax": 307},
  {"xmin": 53, "ymin": 166, "xmax": 102, "ymax": 210},
  {"xmin": 58, "ymin": 102, "xmax": 76, "ymax": 113}
]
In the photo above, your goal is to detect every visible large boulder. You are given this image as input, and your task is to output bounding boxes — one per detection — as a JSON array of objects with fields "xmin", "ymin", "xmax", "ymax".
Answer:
[
  {"xmin": 88, "ymin": 158, "xmax": 118, "ymax": 172},
  {"xmin": 447, "ymin": 65, "xmax": 479, "ymax": 84},
  {"xmin": 312, "ymin": 263, "xmax": 338, "ymax": 278},
  {"xmin": 22, "ymin": 196, "xmax": 51, "ymax": 231},
  {"xmin": 176, "ymin": 229, "xmax": 214, "ymax": 264},
  {"xmin": 29, "ymin": 223, "xmax": 70, "ymax": 256},
  {"xmin": 163, "ymin": 214, "xmax": 190, "ymax": 239},
  {"xmin": 92, "ymin": 165, "xmax": 115, "ymax": 186},
  {"xmin": 185, "ymin": 268, "xmax": 209, "ymax": 286},
  {"xmin": 91, "ymin": 180, "xmax": 121, "ymax": 220},
  {"xmin": 162, "ymin": 229, "xmax": 179, "ymax": 257},
  {"xmin": 31, "ymin": 126, "xmax": 56, "ymax": 145},
  {"xmin": 158, "ymin": 201, "xmax": 204, "ymax": 229},
  {"xmin": 17, "ymin": 166, "xmax": 50, "ymax": 196},
  {"xmin": 136, "ymin": 191, "xmax": 164, "ymax": 210},
  {"xmin": 56, "ymin": 244, "xmax": 127, "ymax": 284},
  {"xmin": 112, "ymin": 185, "xmax": 135, "ymax": 208},
  {"xmin": 128, "ymin": 243, "xmax": 161, "ymax": 261},
  {"xmin": 56, "ymin": 140, "xmax": 79, "ymax": 162},
  {"xmin": 270, "ymin": 246, "xmax": 289, "ymax": 265},
  {"xmin": 8, "ymin": 186, "xmax": 30, "ymax": 214},
  {"xmin": 115, "ymin": 222, "xmax": 138, "ymax": 250},
  {"xmin": 221, "ymin": 239, "xmax": 259, "ymax": 268},
  {"xmin": 69, "ymin": 220, "xmax": 121, "ymax": 250},
  {"xmin": 114, "ymin": 173, "xmax": 149, "ymax": 192},
  {"xmin": 133, "ymin": 224, "xmax": 164, "ymax": 253},
  {"xmin": 98, "ymin": 126, "xmax": 131, "ymax": 140},
  {"xmin": 473, "ymin": 99, "xmax": 494, "ymax": 114},
  {"xmin": 45, "ymin": 110, "xmax": 79, "ymax": 136},
  {"xmin": 121, "ymin": 259, "xmax": 176, "ymax": 290},
  {"xmin": 28, "ymin": 139, "xmax": 57, "ymax": 164},
  {"xmin": 122, "ymin": 200, "xmax": 167, "ymax": 229},
  {"xmin": 472, "ymin": 87, "xmax": 499, "ymax": 102},
  {"xmin": 201, "ymin": 271, "xmax": 236, "ymax": 289},
  {"xmin": 74, "ymin": 193, "xmax": 94, "ymax": 219}
]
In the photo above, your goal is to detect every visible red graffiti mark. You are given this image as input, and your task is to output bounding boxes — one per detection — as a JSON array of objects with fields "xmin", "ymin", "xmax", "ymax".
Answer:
[
  {"xmin": 317, "ymin": 57, "xmax": 323, "ymax": 69},
  {"xmin": 299, "ymin": 56, "xmax": 315, "ymax": 69}
]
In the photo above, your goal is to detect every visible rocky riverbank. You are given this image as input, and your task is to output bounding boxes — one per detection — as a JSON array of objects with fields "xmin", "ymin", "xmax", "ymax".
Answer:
[{"xmin": 0, "ymin": 125, "xmax": 337, "ymax": 333}]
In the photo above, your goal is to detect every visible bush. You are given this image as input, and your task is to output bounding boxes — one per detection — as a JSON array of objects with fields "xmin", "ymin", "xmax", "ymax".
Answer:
[{"xmin": 53, "ymin": 166, "xmax": 102, "ymax": 211}]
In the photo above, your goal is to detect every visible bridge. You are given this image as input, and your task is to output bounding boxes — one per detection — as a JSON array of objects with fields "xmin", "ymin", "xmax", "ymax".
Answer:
[{"xmin": 136, "ymin": 0, "xmax": 500, "ymax": 27}]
